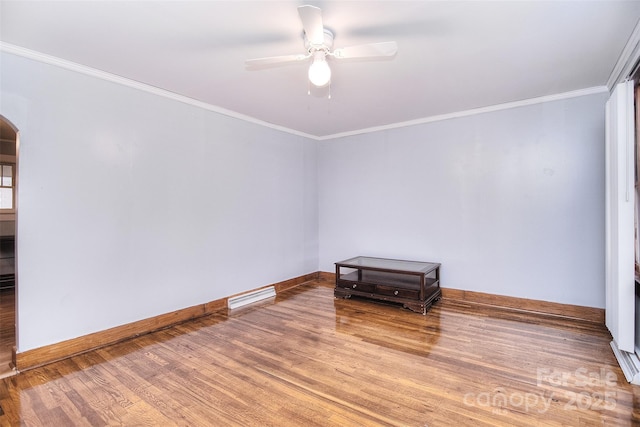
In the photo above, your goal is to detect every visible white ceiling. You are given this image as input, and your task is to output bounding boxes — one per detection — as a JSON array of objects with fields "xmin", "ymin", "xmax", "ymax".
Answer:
[{"xmin": 1, "ymin": 1, "xmax": 640, "ymax": 139}]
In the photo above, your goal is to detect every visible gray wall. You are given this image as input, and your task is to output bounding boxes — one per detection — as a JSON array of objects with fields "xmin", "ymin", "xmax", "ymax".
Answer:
[
  {"xmin": 318, "ymin": 93, "xmax": 607, "ymax": 308},
  {"xmin": 1, "ymin": 49, "xmax": 609, "ymax": 353},
  {"xmin": 1, "ymin": 52, "xmax": 319, "ymax": 351}
]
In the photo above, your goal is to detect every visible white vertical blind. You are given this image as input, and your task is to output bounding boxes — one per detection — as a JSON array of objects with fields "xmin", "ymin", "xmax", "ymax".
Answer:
[{"xmin": 605, "ymin": 80, "xmax": 635, "ymax": 353}]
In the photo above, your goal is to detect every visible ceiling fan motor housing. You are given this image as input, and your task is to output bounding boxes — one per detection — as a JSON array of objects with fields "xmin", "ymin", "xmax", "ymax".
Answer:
[{"xmin": 305, "ymin": 28, "xmax": 334, "ymax": 53}]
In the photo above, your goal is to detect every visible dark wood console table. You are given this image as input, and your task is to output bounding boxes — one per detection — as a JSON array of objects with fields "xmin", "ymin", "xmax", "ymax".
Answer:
[{"xmin": 334, "ymin": 256, "xmax": 441, "ymax": 314}]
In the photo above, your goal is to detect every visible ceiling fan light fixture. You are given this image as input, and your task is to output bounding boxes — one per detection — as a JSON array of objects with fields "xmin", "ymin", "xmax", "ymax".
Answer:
[
  {"xmin": 245, "ymin": 5, "xmax": 398, "ymax": 92},
  {"xmin": 308, "ymin": 53, "xmax": 331, "ymax": 87}
]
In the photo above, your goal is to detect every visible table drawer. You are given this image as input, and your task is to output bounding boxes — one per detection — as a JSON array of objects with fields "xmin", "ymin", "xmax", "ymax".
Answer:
[
  {"xmin": 376, "ymin": 284, "xmax": 420, "ymax": 299},
  {"xmin": 337, "ymin": 280, "xmax": 375, "ymax": 293}
]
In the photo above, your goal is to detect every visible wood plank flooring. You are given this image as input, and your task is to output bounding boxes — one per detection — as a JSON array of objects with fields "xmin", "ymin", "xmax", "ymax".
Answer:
[{"xmin": 0, "ymin": 279, "xmax": 638, "ymax": 426}]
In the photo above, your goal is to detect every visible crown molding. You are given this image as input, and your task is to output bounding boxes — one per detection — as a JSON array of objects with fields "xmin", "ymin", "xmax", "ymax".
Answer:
[
  {"xmin": 0, "ymin": 42, "xmax": 317, "ymax": 140},
  {"xmin": 318, "ymin": 86, "xmax": 609, "ymax": 141},
  {"xmin": 607, "ymin": 17, "xmax": 640, "ymax": 89},
  {"xmin": 1, "ymin": 42, "xmax": 609, "ymax": 142}
]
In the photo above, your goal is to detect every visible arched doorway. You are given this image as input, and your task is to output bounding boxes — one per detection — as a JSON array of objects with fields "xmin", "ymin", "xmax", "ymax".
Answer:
[{"xmin": 0, "ymin": 116, "xmax": 17, "ymax": 377}]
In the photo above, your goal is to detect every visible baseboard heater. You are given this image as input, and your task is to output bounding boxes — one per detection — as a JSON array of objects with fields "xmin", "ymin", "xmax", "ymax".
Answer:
[
  {"xmin": 227, "ymin": 286, "xmax": 276, "ymax": 310},
  {"xmin": 610, "ymin": 341, "xmax": 640, "ymax": 385}
]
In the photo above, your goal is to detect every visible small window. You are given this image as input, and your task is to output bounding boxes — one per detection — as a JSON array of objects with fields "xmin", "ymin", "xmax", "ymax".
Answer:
[{"xmin": 0, "ymin": 164, "xmax": 14, "ymax": 210}]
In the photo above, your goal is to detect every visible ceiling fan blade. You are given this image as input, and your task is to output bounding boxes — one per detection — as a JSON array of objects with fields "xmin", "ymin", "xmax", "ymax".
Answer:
[
  {"xmin": 298, "ymin": 5, "xmax": 324, "ymax": 45},
  {"xmin": 245, "ymin": 54, "xmax": 310, "ymax": 69},
  {"xmin": 332, "ymin": 42, "xmax": 398, "ymax": 59}
]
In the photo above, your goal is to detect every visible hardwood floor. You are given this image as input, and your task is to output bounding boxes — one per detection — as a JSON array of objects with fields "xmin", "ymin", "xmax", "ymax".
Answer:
[{"xmin": 0, "ymin": 279, "xmax": 638, "ymax": 426}]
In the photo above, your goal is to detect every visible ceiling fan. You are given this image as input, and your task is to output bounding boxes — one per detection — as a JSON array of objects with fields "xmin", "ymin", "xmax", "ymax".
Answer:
[{"xmin": 245, "ymin": 5, "xmax": 398, "ymax": 88}]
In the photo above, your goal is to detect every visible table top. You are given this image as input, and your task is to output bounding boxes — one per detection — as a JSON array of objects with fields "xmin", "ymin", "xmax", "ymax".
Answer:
[{"xmin": 335, "ymin": 256, "xmax": 439, "ymax": 274}]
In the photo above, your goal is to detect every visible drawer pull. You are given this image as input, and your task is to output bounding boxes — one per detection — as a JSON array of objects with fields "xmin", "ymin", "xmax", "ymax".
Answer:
[
  {"xmin": 352, "ymin": 284, "xmax": 357, "ymax": 289},
  {"xmin": 393, "ymin": 290, "xmax": 399, "ymax": 296}
]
